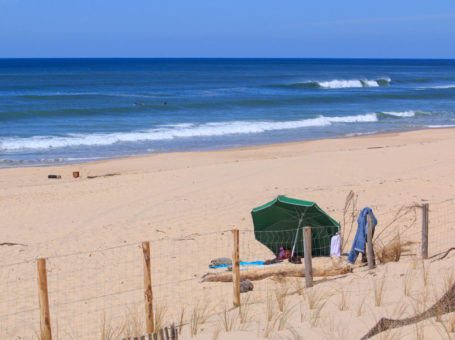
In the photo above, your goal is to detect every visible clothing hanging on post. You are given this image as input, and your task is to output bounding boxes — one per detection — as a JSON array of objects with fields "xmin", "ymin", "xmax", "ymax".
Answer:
[
  {"xmin": 330, "ymin": 232, "xmax": 341, "ymax": 258},
  {"xmin": 347, "ymin": 207, "xmax": 377, "ymax": 264}
]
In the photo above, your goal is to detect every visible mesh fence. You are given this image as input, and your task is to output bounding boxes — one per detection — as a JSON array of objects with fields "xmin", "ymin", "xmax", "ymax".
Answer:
[
  {"xmin": 428, "ymin": 198, "xmax": 455, "ymax": 258},
  {"xmin": 46, "ymin": 243, "xmax": 143, "ymax": 339},
  {"xmin": 0, "ymin": 199, "xmax": 454, "ymax": 339},
  {"xmin": 0, "ymin": 260, "xmax": 39, "ymax": 339}
]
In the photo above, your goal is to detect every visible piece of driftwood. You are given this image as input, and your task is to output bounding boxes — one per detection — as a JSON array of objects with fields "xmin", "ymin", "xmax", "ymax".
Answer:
[
  {"xmin": 0, "ymin": 242, "xmax": 27, "ymax": 247},
  {"xmin": 87, "ymin": 173, "xmax": 119, "ymax": 179},
  {"xmin": 360, "ymin": 282, "xmax": 455, "ymax": 340},
  {"xmin": 201, "ymin": 264, "xmax": 351, "ymax": 282}
]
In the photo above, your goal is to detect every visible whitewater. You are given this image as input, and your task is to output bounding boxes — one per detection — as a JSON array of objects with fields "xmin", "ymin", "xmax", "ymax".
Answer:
[
  {"xmin": 1, "ymin": 58, "xmax": 455, "ymax": 166},
  {"xmin": 1, "ymin": 114, "xmax": 380, "ymax": 151}
]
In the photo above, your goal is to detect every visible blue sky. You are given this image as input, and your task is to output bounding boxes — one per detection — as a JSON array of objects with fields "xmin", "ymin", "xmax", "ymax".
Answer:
[{"xmin": 1, "ymin": 0, "xmax": 454, "ymax": 58}]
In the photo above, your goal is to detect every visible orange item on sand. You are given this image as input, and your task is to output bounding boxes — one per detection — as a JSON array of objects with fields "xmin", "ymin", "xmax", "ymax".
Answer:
[{"xmin": 284, "ymin": 249, "xmax": 292, "ymax": 259}]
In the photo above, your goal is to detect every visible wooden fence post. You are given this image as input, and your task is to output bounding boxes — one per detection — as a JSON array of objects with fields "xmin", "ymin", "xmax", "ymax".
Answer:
[
  {"xmin": 142, "ymin": 241, "xmax": 154, "ymax": 334},
  {"xmin": 367, "ymin": 214, "xmax": 375, "ymax": 269},
  {"xmin": 37, "ymin": 258, "xmax": 52, "ymax": 340},
  {"xmin": 232, "ymin": 229, "xmax": 241, "ymax": 307},
  {"xmin": 303, "ymin": 227, "xmax": 313, "ymax": 288},
  {"xmin": 170, "ymin": 323, "xmax": 177, "ymax": 339},
  {"xmin": 338, "ymin": 221, "xmax": 343, "ymax": 253},
  {"xmin": 422, "ymin": 203, "xmax": 429, "ymax": 259}
]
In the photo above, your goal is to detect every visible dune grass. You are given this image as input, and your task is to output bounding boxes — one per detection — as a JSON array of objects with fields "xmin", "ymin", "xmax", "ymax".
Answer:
[
  {"xmin": 190, "ymin": 302, "xmax": 210, "ymax": 337},
  {"xmin": 374, "ymin": 273, "xmax": 387, "ymax": 307}
]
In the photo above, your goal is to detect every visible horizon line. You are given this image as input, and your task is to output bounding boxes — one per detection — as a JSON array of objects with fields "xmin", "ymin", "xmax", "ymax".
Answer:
[{"xmin": 1, "ymin": 57, "xmax": 455, "ymax": 60}]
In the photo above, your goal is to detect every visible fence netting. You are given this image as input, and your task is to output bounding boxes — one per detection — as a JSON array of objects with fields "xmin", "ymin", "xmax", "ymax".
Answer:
[
  {"xmin": 0, "ymin": 260, "xmax": 39, "ymax": 339},
  {"xmin": 428, "ymin": 198, "xmax": 455, "ymax": 258},
  {"xmin": 0, "ymin": 198, "xmax": 454, "ymax": 339}
]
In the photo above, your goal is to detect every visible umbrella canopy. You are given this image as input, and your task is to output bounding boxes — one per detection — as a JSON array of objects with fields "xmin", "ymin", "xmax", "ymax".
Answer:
[{"xmin": 251, "ymin": 196, "xmax": 339, "ymax": 257}]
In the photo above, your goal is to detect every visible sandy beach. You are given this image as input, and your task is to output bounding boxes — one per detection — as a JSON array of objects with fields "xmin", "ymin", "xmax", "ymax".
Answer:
[{"xmin": 1, "ymin": 128, "xmax": 455, "ymax": 339}]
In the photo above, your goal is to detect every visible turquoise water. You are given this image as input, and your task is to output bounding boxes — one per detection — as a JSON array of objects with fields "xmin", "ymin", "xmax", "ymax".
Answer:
[{"xmin": 1, "ymin": 58, "xmax": 455, "ymax": 166}]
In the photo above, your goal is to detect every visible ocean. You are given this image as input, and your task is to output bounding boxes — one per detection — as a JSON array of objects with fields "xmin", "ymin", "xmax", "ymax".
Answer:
[{"xmin": 1, "ymin": 58, "xmax": 455, "ymax": 167}]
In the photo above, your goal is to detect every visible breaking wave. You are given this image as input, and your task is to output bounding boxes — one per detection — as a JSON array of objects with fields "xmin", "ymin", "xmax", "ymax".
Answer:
[
  {"xmin": 427, "ymin": 124, "xmax": 455, "ymax": 129},
  {"xmin": 428, "ymin": 84, "xmax": 455, "ymax": 89},
  {"xmin": 380, "ymin": 110, "xmax": 416, "ymax": 117},
  {"xmin": 278, "ymin": 78, "xmax": 391, "ymax": 89},
  {"xmin": 0, "ymin": 114, "xmax": 378, "ymax": 151},
  {"xmin": 377, "ymin": 110, "xmax": 432, "ymax": 118}
]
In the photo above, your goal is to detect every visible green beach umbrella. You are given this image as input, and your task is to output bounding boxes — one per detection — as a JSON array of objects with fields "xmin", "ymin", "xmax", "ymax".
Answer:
[{"xmin": 251, "ymin": 196, "xmax": 339, "ymax": 257}]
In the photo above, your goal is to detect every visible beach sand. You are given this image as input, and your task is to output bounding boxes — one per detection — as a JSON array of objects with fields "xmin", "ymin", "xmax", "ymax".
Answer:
[{"xmin": 1, "ymin": 128, "xmax": 455, "ymax": 339}]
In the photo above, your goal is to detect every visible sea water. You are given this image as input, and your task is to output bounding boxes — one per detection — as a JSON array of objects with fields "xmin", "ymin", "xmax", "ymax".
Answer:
[{"xmin": 1, "ymin": 58, "xmax": 455, "ymax": 167}]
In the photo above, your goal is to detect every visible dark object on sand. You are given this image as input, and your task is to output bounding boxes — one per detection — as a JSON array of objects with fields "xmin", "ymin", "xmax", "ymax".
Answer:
[
  {"xmin": 361, "ymin": 282, "xmax": 455, "ymax": 339},
  {"xmin": 209, "ymin": 257, "xmax": 232, "ymax": 268},
  {"xmin": 87, "ymin": 173, "xmax": 119, "ymax": 179},
  {"xmin": 263, "ymin": 258, "xmax": 283, "ymax": 265},
  {"xmin": 48, "ymin": 175, "xmax": 61, "ymax": 179},
  {"xmin": 0, "ymin": 242, "xmax": 27, "ymax": 247},
  {"xmin": 289, "ymin": 256, "xmax": 302, "ymax": 264},
  {"xmin": 73, "ymin": 171, "xmax": 80, "ymax": 178},
  {"xmin": 240, "ymin": 280, "xmax": 254, "ymax": 293}
]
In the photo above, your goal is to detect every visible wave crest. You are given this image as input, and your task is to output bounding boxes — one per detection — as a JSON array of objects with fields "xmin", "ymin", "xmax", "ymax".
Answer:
[
  {"xmin": 0, "ymin": 114, "xmax": 378, "ymax": 151},
  {"xmin": 380, "ymin": 110, "xmax": 416, "ymax": 117},
  {"xmin": 276, "ymin": 77, "xmax": 391, "ymax": 89},
  {"xmin": 316, "ymin": 78, "xmax": 390, "ymax": 89}
]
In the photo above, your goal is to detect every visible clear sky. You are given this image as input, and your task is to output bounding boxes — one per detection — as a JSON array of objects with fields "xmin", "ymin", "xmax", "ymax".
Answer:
[{"xmin": 1, "ymin": 0, "xmax": 454, "ymax": 58}]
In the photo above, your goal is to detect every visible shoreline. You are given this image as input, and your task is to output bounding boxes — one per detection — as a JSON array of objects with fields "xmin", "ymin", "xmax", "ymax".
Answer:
[
  {"xmin": 2, "ymin": 126, "xmax": 454, "ymax": 171},
  {"xmin": 1, "ymin": 126, "xmax": 455, "ymax": 254}
]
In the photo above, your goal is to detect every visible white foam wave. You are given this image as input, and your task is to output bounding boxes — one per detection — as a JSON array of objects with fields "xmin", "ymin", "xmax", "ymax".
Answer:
[
  {"xmin": 417, "ymin": 84, "xmax": 455, "ymax": 90},
  {"xmin": 427, "ymin": 125, "xmax": 455, "ymax": 129},
  {"xmin": 344, "ymin": 131, "xmax": 378, "ymax": 137},
  {"xmin": 382, "ymin": 110, "xmax": 416, "ymax": 117},
  {"xmin": 430, "ymin": 85, "xmax": 455, "ymax": 89},
  {"xmin": 0, "ymin": 114, "xmax": 378, "ymax": 151},
  {"xmin": 314, "ymin": 77, "xmax": 390, "ymax": 89}
]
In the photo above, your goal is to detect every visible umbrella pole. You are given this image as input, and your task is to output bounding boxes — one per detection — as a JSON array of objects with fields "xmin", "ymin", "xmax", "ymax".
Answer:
[{"xmin": 291, "ymin": 216, "xmax": 303, "ymax": 258}]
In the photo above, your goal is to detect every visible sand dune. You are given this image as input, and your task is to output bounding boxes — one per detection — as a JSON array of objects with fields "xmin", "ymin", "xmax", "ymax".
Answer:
[{"xmin": 1, "ymin": 128, "xmax": 455, "ymax": 339}]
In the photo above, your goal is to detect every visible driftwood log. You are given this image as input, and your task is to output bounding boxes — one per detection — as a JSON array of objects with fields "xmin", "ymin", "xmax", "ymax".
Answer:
[
  {"xmin": 0, "ymin": 242, "xmax": 26, "ymax": 247},
  {"xmin": 201, "ymin": 264, "xmax": 351, "ymax": 283},
  {"xmin": 361, "ymin": 281, "xmax": 455, "ymax": 339}
]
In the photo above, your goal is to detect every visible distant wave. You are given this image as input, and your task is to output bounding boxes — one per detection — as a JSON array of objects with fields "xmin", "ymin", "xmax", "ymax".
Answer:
[
  {"xmin": 377, "ymin": 110, "xmax": 432, "ymax": 118},
  {"xmin": 275, "ymin": 78, "xmax": 391, "ymax": 89},
  {"xmin": 379, "ymin": 110, "xmax": 416, "ymax": 117},
  {"xmin": 0, "ymin": 114, "xmax": 379, "ymax": 151},
  {"xmin": 427, "ymin": 84, "xmax": 455, "ymax": 89},
  {"xmin": 344, "ymin": 131, "xmax": 378, "ymax": 137},
  {"xmin": 427, "ymin": 124, "xmax": 455, "ymax": 129}
]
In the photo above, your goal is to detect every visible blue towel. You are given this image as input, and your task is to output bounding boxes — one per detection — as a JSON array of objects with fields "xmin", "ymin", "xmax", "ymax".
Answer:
[
  {"xmin": 347, "ymin": 207, "xmax": 377, "ymax": 264},
  {"xmin": 209, "ymin": 261, "xmax": 264, "ymax": 269}
]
